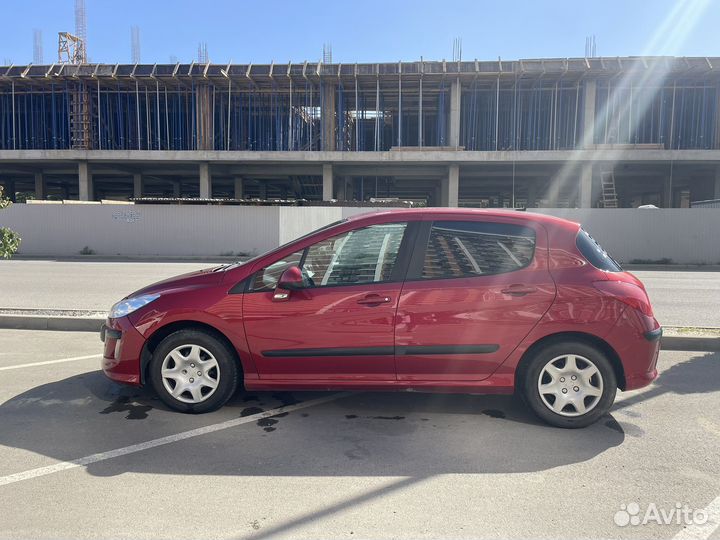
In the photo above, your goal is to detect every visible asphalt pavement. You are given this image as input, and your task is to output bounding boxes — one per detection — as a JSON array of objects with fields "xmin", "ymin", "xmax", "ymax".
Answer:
[
  {"xmin": 0, "ymin": 329, "xmax": 718, "ymax": 539},
  {"xmin": 1, "ymin": 259, "xmax": 719, "ymax": 327}
]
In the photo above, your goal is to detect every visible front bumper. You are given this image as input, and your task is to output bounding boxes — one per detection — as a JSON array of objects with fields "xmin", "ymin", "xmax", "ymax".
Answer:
[{"xmin": 101, "ymin": 317, "xmax": 145, "ymax": 386}]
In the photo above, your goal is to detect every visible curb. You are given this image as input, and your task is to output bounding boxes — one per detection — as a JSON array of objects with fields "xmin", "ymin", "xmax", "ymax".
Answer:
[
  {"xmin": 660, "ymin": 336, "xmax": 720, "ymax": 352},
  {"xmin": 1, "ymin": 315, "xmax": 719, "ymax": 351},
  {"xmin": 0, "ymin": 315, "xmax": 103, "ymax": 332}
]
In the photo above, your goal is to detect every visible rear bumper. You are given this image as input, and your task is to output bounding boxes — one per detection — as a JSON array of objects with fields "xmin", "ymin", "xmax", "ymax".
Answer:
[
  {"xmin": 607, "ymin": 309, "xmax": 662, "ymax": 391},
  {"xmin": 101, "ymin": 317, "xmax": 145, "ymax": 386}
]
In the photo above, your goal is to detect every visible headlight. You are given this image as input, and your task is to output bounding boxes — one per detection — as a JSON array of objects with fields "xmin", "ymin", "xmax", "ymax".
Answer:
[{"xmin": 109, "ymin": 293, "xmax": 160, "ymax": 319}]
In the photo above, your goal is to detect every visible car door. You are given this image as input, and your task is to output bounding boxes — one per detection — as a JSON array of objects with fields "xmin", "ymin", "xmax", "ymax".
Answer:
[
  {"xmin": 395, "ymin": 217, "xmax": 556, "ymax": 381},
  {"xmin": 242, "ymin": 220, "xmax": 414, "ymax": 381}
]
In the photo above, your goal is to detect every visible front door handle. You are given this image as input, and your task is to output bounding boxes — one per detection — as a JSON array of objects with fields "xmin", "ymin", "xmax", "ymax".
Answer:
[
  {"xmin": 357, "ymin": 294, "xmax": 392, "ymax": 306},
  {"xmin": 501, "ymin": 284, "xmax": 538, "ymax": 296}
]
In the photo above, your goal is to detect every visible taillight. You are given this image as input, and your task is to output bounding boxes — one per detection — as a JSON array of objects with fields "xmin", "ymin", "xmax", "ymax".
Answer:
[{"xmin": 593, "ymin": 280, "xmax": 654, "ymax": 317}]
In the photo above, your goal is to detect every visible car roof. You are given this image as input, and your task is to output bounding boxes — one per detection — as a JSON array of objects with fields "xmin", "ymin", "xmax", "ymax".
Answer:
[{"xmin": 347, "ymin": 207, "xmax": 580, "ymax": 231}]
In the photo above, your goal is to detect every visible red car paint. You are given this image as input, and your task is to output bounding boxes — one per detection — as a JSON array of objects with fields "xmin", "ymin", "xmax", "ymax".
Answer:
[{"xmin": 102, "ymin": 209, "xmax": 661, "ymax": 395}]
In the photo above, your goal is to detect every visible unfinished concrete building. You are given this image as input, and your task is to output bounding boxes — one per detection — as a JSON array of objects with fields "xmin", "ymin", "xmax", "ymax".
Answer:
[{"xmin": 1, "ymin": 56, "xmax": 719, "ymax": 207}]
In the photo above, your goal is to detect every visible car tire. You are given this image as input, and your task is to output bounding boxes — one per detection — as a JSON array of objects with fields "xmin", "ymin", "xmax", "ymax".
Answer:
[
  {"xmin": 149, "ymin": 329, "xmax": 239, "ymax": 414},
  {"xmin": 521, "ymin": 340, "xmax": 617, "ymax": 428}
]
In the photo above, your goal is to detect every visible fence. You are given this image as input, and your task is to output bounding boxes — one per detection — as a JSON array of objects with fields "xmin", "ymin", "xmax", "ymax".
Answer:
[{"xmin": 1, "ymin": 204, "xmax": 719, "ymax": 264}]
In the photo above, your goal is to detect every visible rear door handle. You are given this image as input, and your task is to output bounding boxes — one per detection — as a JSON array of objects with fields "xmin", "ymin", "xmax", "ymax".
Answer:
[
  {"xmin": 501, "ymin": 284, "xmax": 538, "ymax": 296},
  {"xmin": 357, "ymin": 294, "xmax": 392, "ymax": 305}
]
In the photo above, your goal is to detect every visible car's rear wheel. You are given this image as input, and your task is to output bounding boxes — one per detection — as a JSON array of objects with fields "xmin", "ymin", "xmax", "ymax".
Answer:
[
  {"xmin": 149, "ymin": 329, "xmax": 239, "ymax": 413},
  {"xmin": 521, "ymin": 341, "xmax": 617, "ymax": 428}
]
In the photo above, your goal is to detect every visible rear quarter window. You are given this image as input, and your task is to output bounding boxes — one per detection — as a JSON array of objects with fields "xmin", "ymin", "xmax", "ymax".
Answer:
[{"xmin": 576, "ymin": 228, "xmax": 622, "ymax": 272}]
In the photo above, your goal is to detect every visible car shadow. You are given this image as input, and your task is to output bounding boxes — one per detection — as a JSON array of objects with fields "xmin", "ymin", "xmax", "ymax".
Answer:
[
  {"xmin": 0, "ymin": 367, "xmax": 630, "ymax": 478},
  {"xmin": 612, "ymin": 350, "xmax": 720, "ymax": 411}
]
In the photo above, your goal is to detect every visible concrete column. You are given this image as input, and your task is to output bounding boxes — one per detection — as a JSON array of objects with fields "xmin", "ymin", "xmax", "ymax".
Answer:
[
  {"xmin": 546, "ymin": 174, "xmax": 561, "ymax": 207},
  {"xmin": 663, "ymin": 176, "xmax": 673, "ymax": 208},
  {"xmin": 448, "ymin": 165, "xmax": 459, "ymax": 207},
  {"xmin": 196, "ymin": 84, "xmax": 213, "ymax": 151},
  {"xmin": 199, "ymin": 163, "xmax": 211, "ymax": 199},
  {"xmin": 440, "ymin": 165, "xmax": 460, "ymax": 207},
  {"xmin": 258, "ymin": 181, "xmax": 267, "ymax": 200},
  {"xmin": 582, "ymin": 79, "xmax": 597, "ymax": 148},
  {"xmin": 322, "ymin": 163, "xmax": 333, "ymax": 201},
  {"xmin": 439, "ymin": 178, "xmax": 449, "ymax": 207},
  {"xmin": 234, "ymin": 177, "xmax": 245, "ymax": 199},
  {"xmin": 171, "ymin": 181, "xmax": 181, "ymax": 198},
  {"xmin": 527, "ymin": 180, "xmax": 537, "ymax": 208},
  {"xmin": 132, "ymin": 173, "xmax": 142, "ymax": 199},
  {"xmin": 3, "ymin": 179, "xmax": 16, "ymax": 203},
  {"xmin": 34, "ymin": 172, "xmax": 45, "ymax": 200},
  {"xmin": 449, "ymin": 78, "xmax": 461, "ymax": 148},
  {"xmin": 714, "ymin": 165, "xmax": 720, "ymax": 200},
  {"xmin": 322, "ymin": 84, "xmax": 336, "ymax": 151},
  {"xmin": 78, "ymin": 161, "xmax": 92, "ymax": 201},
  {"xmin": 580, "ymin": 163, "xmax": 593, "ymax": 208}
]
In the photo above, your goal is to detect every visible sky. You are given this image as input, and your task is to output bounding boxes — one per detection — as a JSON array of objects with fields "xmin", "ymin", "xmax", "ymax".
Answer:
[{"xmin": 2, "ymin": 0, "xmax": 719, "ymax": 65}]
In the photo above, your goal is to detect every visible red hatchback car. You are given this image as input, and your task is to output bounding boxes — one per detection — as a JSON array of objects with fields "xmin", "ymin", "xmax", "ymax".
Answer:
[{"xmin": 102, "ymin": 208, "xmax": 661, "ymax": 428}]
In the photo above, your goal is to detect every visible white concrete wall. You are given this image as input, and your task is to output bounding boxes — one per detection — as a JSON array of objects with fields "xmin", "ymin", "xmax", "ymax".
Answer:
[
  {"xmin": 529, "ymin": 208, "xmax": 720, "ymax": 265},
  {"xmin": 2, "ymin": 204, "xmax": 719, "ymax": 264},
  {"xmin": 1, "ymin": 204, "xmax": 280, "ymax": 257}
]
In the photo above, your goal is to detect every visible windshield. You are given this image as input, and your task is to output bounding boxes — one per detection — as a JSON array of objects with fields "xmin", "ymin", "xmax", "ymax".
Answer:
[{"xmin": 225, "ymin": 219, "xmax": 348, "ymax": 270}]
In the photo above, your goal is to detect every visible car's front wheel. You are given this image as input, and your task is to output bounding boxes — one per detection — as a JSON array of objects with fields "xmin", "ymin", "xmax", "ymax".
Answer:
[
  {"xmin": 521, "ymin": 341, "xmax": 617, "ymax": 428},
  {"xmin": 149, "ymin": 329, "xmax": 239, "ymax": 413}
]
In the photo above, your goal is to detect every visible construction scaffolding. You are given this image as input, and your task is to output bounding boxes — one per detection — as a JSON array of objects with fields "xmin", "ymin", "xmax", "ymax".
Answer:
[{"xmin": 0, "ymin": 57, "xmax": 718, "ymax": 152}]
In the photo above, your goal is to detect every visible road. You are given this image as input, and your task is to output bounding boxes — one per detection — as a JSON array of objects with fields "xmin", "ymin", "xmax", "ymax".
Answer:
[
  {"xmin": 0, "ymin": 329, "xmax": 718, "ymax": 539},
  {"xmin": 1, "ymin": 260, "xmax": 719, "ymax": 327}
]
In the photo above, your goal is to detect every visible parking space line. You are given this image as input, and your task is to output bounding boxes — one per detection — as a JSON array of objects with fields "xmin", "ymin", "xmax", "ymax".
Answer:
[
  {"xmin": 672, "ymin": 496, "xmax": 720, "ymax": 540},
  {"xmin": 0, "ymin": 354, "xmax": 102, "ymax": 371},
  {"xmin": 0, "ymin": 392, "xmax": 349, "ymax": 487}
]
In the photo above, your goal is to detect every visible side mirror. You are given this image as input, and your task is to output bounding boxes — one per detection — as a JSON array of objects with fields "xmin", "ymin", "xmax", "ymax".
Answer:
[{"xmin": 275, "ymin": 266, "xmax": 304, "ymax": 300}]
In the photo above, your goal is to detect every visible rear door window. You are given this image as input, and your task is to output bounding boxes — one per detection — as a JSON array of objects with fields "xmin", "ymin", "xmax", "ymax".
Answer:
[
  {"xmin": 576, "ymin": 228, "xmax": 622, "ymax": 272},
  {"xmin": 421, "ymin": 221, "xmax": 536, "ymax": 279}
]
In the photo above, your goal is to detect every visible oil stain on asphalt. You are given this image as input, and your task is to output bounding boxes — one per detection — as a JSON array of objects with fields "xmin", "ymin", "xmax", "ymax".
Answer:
[{"xmin": 99, "ymin": 396, "xmax": 152, "ymax": 420}]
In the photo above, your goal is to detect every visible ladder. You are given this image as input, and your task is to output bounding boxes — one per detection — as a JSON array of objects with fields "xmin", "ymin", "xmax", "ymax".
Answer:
[{"xmin": 600, "ymin": 171, "xmax": 619, "ymax": 208}]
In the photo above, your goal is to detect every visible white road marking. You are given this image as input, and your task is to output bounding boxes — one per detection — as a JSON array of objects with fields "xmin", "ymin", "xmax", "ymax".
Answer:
[
  {"xmin": 0, "ymin": 354, "xmax": 102, "ymax": 371},
  {"xmin": 0, "ymin": 392, "xmax": 348, "ymax": 487},
  {"xmin": 672, "ymin": 496, "xmax": 720, "ymax": 540}
]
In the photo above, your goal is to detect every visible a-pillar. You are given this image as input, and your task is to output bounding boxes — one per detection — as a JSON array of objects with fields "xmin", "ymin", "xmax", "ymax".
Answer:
[
  {"xmin": 580, "ymin": 163, "xmax": 593, "ymax": 208},
  {"xmin": 322, "ymin": 84, "xmax": 336, "ymax": 151},
  {"xmin": 582, "ymin": 79, "xmax": 597, "ymax": 148},
  {"xmin": 199, "ymin": 163, "xmax": 211, "ymax": 199},
  {"xmin": 78, "ymin": 161, "xmax": 92, "ymax": 201},
  {"xmin": 449, "ymin": 78, "xmax": 461, "ymax": 148},
  {"xmin": 322, "ymin": 164, "xmax": 333, "ymax": 201},
  {"xmin": 714, "ymin": 165, "xmax": 720, "ymax": 200},
  {"xmin": 34, "ymin": 172, "xmax": 45, "ymax": 200},
  {"xmin": 233, "ymin": 177, "xmax": 245, "ymax": 199},
  {"xmin": 440, "ymin": 165, "xmax": 459, "ymax": 207},
  {"xmin": 132, "ymin": 173, "xmax": 142, "ymax": 199}
]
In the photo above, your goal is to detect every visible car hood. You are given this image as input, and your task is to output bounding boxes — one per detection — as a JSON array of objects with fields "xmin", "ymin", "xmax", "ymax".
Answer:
[{"xmin": 126, "ymin": 266, "xmax": 226, "ymax": 299}]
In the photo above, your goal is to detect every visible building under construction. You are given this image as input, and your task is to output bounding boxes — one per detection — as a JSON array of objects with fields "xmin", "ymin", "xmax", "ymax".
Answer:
[{"xmin": 1, "ymin": 56, "xmax": 720, "ymax": 207}]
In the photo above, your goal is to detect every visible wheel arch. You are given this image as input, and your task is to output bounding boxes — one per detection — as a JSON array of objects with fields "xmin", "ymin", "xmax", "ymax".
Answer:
[
  {"xmin": 139, "ymin": 320, "xmax": 244, "ymax": 386},
  {"xmin": 515, "ymin": 331, "xmax": 626, "ymax": 391}
]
